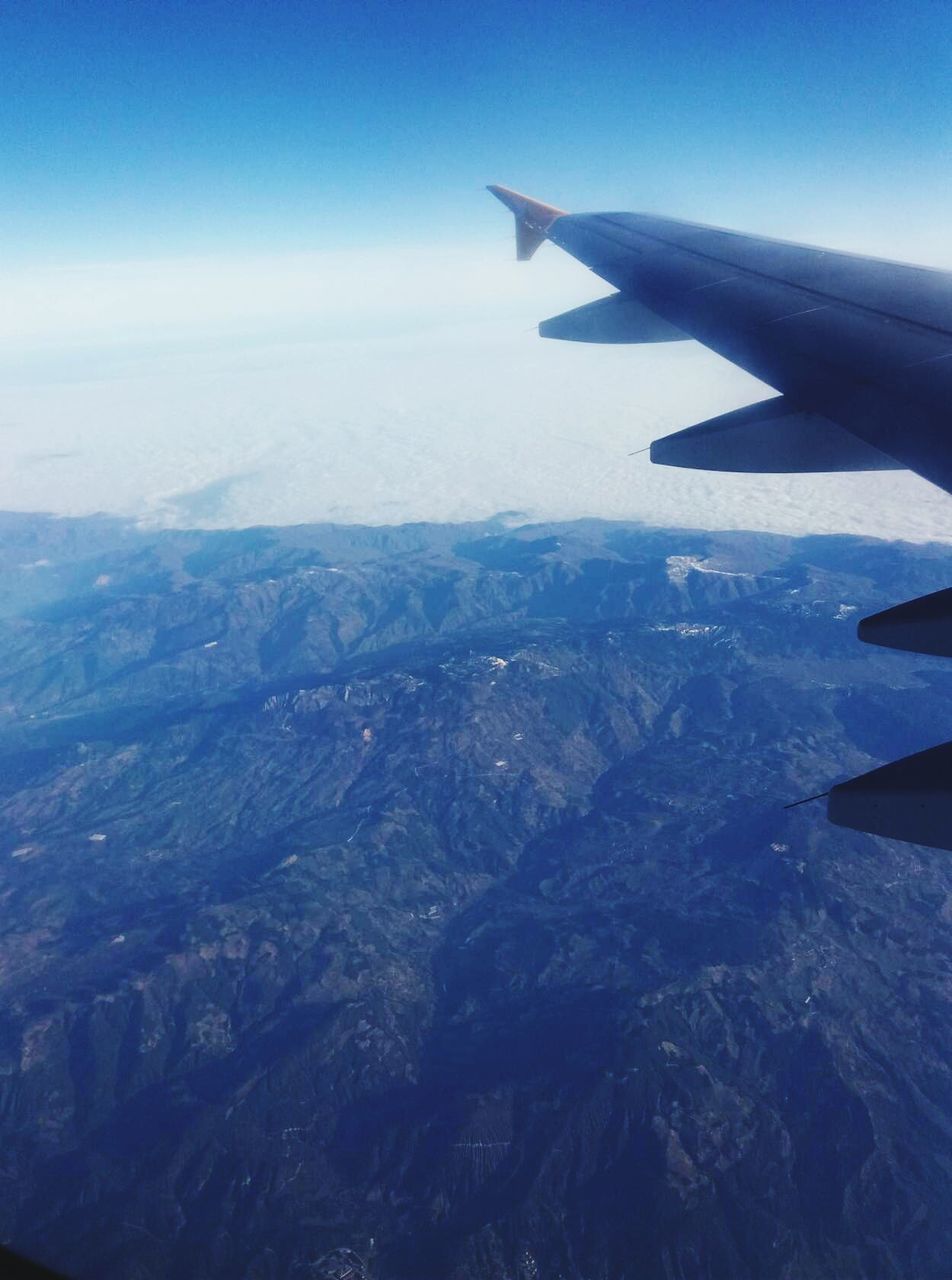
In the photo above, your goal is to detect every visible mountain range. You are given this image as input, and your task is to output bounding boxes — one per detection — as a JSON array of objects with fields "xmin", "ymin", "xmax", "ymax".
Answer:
[{"xmin": 0, "ymin": 511, "xmax": 949, "ymax": 1279}]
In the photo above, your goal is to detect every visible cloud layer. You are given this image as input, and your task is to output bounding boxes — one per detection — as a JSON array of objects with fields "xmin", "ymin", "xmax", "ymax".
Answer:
[{"xmin": 3, "ymin": 240, "xmax": 952, "ymax": 542}]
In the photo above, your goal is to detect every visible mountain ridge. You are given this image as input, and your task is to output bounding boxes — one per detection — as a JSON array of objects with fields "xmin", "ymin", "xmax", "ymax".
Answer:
[{"xmin": 0, "ymin": 512, "xmax": 949, "ymax": 1279}]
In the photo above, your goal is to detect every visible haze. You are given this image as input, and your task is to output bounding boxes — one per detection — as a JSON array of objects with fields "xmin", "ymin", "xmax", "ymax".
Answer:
[{"xmin": 3, "ymin": 0, "xmax": 952, "ymax": 540}]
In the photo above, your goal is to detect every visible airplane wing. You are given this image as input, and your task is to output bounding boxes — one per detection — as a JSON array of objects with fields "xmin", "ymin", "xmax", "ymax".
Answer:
[
  {"xmin": 489, "ymin": 183, "xmax": 952, "ymax": 852},
  {"xmin": 0, "ymin": 1245, "xmax": 70, "ymax": 1278}
]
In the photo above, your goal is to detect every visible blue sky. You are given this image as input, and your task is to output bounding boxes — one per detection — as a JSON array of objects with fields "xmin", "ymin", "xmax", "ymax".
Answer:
[
  {"xmin": 3, "ymin": 0, "xmax": 952, "ymax": 260},
  {"xmin": 4, "ymin": 0, "xmax": 952, "ymax": 543}
]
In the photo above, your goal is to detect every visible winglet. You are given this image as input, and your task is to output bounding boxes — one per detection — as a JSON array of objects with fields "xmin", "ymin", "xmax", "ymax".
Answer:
[{"xmin": 487, "ymin": 184, "xmax": 567, "ymax": 260}]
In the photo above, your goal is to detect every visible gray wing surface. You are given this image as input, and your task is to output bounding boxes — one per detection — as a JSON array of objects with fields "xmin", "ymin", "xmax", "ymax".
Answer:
[
  {"xmin": 489, "ymin": 184, "xmax": 952, "ymax": 852},
  {"xmin": 547, "ymin": 210, "xmax": 952, "ymax": 493}
]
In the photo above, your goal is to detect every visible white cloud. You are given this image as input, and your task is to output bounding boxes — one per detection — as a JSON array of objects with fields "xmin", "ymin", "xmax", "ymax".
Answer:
[
  {"xmin": 2, "ymin": 239, "xmax": 952, "ymax": 542},
  {"xmin": 0, "ymin": 243, "xmax": 586, "ymax": 351}
]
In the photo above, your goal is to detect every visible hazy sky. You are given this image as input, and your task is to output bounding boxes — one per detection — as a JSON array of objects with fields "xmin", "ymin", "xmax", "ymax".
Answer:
[{"xmin": 3, "ymin": 0, "xmax": 952, "ymax": 538}]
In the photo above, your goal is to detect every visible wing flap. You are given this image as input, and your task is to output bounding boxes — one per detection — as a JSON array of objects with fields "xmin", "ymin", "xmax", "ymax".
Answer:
[
  {"xmin": 859, "ymin": 588, "xmax": 952, "ymax": 658},
  {"xmin": 539, "ymin": 293, "xmax": 687, "ymax": 344},
  {"xmin": 650, "ymin": 396, "xmax": 904, "ymax": 474},
  {"xmin": 829, "ymin": 741, "xmax": 952, "ymax": 851}
]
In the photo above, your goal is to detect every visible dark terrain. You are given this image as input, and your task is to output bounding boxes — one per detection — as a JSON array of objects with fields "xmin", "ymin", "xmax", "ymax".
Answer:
[{"xmin": 0, "ymin": 511, "xmax": 950, "ymax": 1280}]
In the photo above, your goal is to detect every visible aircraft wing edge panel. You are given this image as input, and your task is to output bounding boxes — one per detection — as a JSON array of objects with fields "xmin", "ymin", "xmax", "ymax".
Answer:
[
  {"xmin": 539, "ymin": 293, "xmax": 687, "ymax": 344},
  {"xmin": 828, "ymin": 741, "xmax": 952, "ymax": 852},
  {"xmin": 651, "ymin": 397, "xmax": 905, "ymax": 474}
]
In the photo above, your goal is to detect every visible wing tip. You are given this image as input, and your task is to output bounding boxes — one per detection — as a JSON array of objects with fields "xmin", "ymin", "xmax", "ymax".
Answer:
[{"xmin": 487, "ymin": 184, "xmax": 567, "ymax": 261}]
